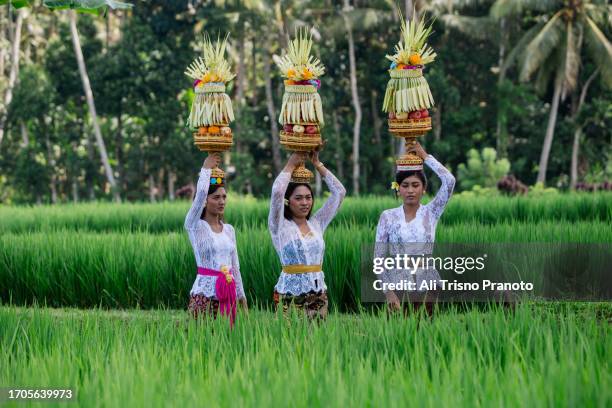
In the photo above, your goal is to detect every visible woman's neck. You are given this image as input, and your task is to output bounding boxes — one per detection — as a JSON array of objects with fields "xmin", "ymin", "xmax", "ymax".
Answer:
[
  {"xmin": 204, "ymin": 213, "xmax": 221, "ymax": 227},
  {"xmin": 292, "ymin": 216, "xmax": 308, "ymax": 226},
  {"xmin": 402, "ymin": 202, "xmax": 420, "ymax": 213}
]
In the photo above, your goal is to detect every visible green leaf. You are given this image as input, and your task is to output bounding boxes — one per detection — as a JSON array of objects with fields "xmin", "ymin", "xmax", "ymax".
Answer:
[
  {"xmin": 583, "ymin": 16, "xmax": 612, "ymax": 88},
  {"xmin": 0, "ymin": 0, "xmax": 34, "ymax": 8},
  {"xmin": 491, "ymin": 0, "xmax": 561, "ymax": 20},
  {"xmin": 501, "ymin": 21, "xmax": 545, "ymax": 73},
  {"xmin": 43, "ymin": 0, "xmax": 132, "ymax": 11},
  {"xmin": 440, "ymin": 15, "xmax": 497, "ymax": 41},
  {"xmin": 561, "ymin": 20, "xmax": 579, "ymax": 95},
  {"xmin": 521, "ymin": 11, "xmax": 564, "ymax": 82}
]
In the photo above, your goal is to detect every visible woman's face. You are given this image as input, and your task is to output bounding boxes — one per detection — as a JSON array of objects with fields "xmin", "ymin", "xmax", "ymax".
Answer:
[
  {"xmin": 399, "ymin": 175, "xmax": 425, "ymax": 205},
  {"xmin": 289, "ymin": 186, "xmax": 313, "ymax": 219},
  {"xmin": 206, "ymin": 187, "xmax": 227, "ymax": 216}
]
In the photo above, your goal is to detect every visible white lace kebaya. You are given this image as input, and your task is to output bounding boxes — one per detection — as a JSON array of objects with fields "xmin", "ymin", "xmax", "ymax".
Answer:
[
  {"xmin": 268, "ymin": 170, "xmax": 346, "ymax": 296},
  {"xmin": 375, "ymin": 154, "xmax": 456, "ymax": 292},
  {"xmin": 184, "ymin": 167, "xmax": 246, "ymax": 300}
]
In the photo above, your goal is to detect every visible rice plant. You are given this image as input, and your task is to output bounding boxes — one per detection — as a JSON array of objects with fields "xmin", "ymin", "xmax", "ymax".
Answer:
[
  {"xmin": 1, "ymin": 222, "xmax": 609, "ymax": 310},
  {"xmin": 0, "ymin": 305, "xmax": 609, "ymax": 407},
  {"xmin": 0, "ymin": 193, "xmax": 609, "ymax": 233}
]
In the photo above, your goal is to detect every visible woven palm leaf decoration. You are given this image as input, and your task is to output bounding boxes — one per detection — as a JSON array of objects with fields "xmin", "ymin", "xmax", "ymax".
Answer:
[
  {"xmin": 382, "ymin": 11, "xmax": 437, "ymax": 114},
  {"xmin": 185, "ymin": 34, "xmax": 236, "ymax": 129},
  {"xmin": 275, "ymin": 28, "xmax": 326, "ymax": 127}
]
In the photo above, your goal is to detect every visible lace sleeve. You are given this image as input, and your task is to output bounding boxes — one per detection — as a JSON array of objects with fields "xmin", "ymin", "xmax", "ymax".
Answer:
[
  {"xmin": 312, "ymin": 170, "xmax": 347, "ymax": 232},
  {"xmin": 375, "ymin": 211, "xmax": 392, "ymax": 293},
  {"xmin": 184, "ymin": 167, "xmax": 212, "ymax": 230},
  {"xmin": 424, "ymin": 154, "xmax": 456, "ymax": 220},
  {"xmin": 228, "ymin": 225, "xmax": 246, "ymax": 300},
  {"xmin": 268, "ymin": 171, "xmax": 291, "ymax": 247}
]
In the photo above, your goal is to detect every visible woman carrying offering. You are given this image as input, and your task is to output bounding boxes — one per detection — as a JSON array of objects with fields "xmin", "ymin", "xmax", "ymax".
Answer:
[
  {"xmin": 185, "ymin": 153, "xmax": 247, "ymax": 326},
  {"xmin": 376, "ymin": 142, "xmax": 456, "ymax": 315},
  {"xmin": 268, "ymin": 150, "xmax": 346, "ymax": 320}
]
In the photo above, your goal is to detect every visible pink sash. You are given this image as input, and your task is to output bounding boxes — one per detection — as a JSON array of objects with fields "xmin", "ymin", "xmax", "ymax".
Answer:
[{"xmin": 197, "ymin": 266, "xmax": 237, "ymax": 327}]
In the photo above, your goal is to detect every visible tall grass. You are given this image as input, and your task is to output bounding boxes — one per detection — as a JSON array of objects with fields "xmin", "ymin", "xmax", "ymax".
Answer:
[
  {"xmin": 0, "ymin": 305, "xmax": 609, "ymax": 407},
  {"xmin": 0, "ymin": 192, "xmax": 610, "ymax": 232},
  {"xmin": 1, "ymin": 222, "xmax": 610, "ymax": 309}
]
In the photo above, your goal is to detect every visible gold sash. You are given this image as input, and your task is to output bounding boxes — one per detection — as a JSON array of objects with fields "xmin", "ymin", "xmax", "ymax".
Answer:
[{"xmin": 282, "ymin": 264, "xmax": 322, "ymax": 274}]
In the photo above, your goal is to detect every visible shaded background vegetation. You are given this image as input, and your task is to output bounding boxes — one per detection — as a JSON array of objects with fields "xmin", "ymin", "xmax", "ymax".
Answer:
[{"xmin": 0, "ymin": 0, "xmax": 610, "ymax": 204}]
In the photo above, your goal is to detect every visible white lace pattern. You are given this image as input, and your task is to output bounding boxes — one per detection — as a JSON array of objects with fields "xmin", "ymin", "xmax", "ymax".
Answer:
[
  {"xmin": 268, "ymin": 170, "xmax": 346, "ymax": 296},
  {"xmin": 184, "ymin": 168, "xmax": 246, "ymax": 299},
  {"xmin": 375, "ymin": 154, "xmax": 456, "ymax": 292}
]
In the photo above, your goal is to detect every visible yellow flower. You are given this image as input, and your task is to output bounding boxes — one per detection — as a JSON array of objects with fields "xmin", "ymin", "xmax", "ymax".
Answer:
[
  {"xmin": 390, "ymin": 181, "xmax": 399, "ymax": 191},
  {"xmin": 287, "ymin": 68, "xmax": 297, "ymax": 79},
  {"xmin": 409, "ymin": 54, "xmax": 421, "ymax": 65},
  {"xmin": 220, "ymin": 265, "xmax": 233, "ymax": 284},
  {"xmin": 202, "ymin": 72, "xmax": 212, "ymax": 83},
  {"xmin": 302, "ymin": 67, "xmax": 313, "ymax": 80}
]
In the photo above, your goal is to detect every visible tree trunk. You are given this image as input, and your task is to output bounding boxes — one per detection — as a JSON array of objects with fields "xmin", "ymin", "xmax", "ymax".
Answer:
[
  {"xmin": 536, "ymin": 79, "xmax": 562, "ymax": 184},
  {"xmin": 149, "ymin": 173, "xmax": 156, "ymax": 202},
  {"xmin": 168, "ymin": 170, "xmax": 176, "ymax": 201},
  {"xmin": 569, "ymin": 69, "xmax": 598, "ymax": 190},
  {"xmin": 0, "ymin": 8, "xmax": 25, "ymax": 147},
  {"xmin": 433, "ymin": 104, "xmax": 442, "ymax": 142},
  {"xmin": 570, "ymin": 127, "xmax": 582, "ymax": 190},
  {"xmin": 496, "ymin": 17, "xmax": 509, "ymax": 158},
  {"xmin": 69, "ymin": 10, "xmax": 120, "ymax": 202},
  {"xmin": 20, "ymin": 120, "xmax": 29, "ymax": 148},
  {"xmin": 274, "ymin": 0, "xmax": 288, "ymax": 49},
  {"xmin": 115, "ymin": 113, "xmax": 124, "ymax": 193},
  {"xmin": 86, "ymin": 126, "xmax": 96, "ymax": 200},
  {"xmin": 234, "ymin": 23, "xmax": 246, "ymax": 153},
  {"xmin": 264, "ymin": 48, "xmax": 282, "ymax": 173},
  {"xmin": 370, "ymin": 90, "xmax": 381, "ymax": 145},
  {"xmin": 72, "ymin": 179, "xmax": 79, "ymax": 203},
  {"xmin": 157, "ymin": 167, "xmax": 165, "ymax": 199},
  {"xmin": 332, "ymin": 110, "xmax": 344, "ymax": 181},
  {"xmin": 45, "ymin": 131, "xmax": 58, "ymax": 204},
  {"xmin": 250, "ymin": 38, "xmax": 258, "ymax": 107},
  {"xmin": 343, "ymin": 1, "xmax": 362, "ymax": 195}
]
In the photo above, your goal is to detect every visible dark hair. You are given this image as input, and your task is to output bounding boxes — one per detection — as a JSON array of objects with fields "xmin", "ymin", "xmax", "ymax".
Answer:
[
  {"xmin": 200, "ymin": 184, "xmax": 226, "ymax": 220},
  {"xmin": 396, "ymin": 170, "xmax": 428, "ymax": 189},
  {"xmin": 284, "ymin": 182, "xmax": 314, "ymax": 220}
]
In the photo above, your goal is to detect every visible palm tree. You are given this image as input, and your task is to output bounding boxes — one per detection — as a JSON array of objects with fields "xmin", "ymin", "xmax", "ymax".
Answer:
[
  {"xmin": 492, "ymin": 0, "xmax": 612, "ymax": 184},
  {"xmin": 423, "ymin": 1, "xmax": 509, "ymax": 152}
]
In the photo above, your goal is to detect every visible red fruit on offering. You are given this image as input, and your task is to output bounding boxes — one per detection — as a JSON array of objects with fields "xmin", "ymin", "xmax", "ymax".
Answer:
[
  {"xmin": 420, "ymin": 109, "xmax": 429, "ymax": 118},
  {"xmin": 408, "ymin": 111, "xmax": 416, "ymax": 119},
  {"xmin": 305, "ymin": 126, "xmax": 318, "ymax": 134},
  {"xmin": 283, "ymin": 124, "xmax": 293, "ymax": 132},
  {"xmin": 388, "ymin": 112, "xmax": 396, "ymax": 119},
  {"xmin": 412, "ymin": 111, "xmax": 422, "ymax": 119}
]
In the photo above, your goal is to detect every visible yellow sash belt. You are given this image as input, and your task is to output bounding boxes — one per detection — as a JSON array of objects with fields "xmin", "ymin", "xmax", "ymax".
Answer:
[{"xmin": 282, "ymin": 264, "xmax": 322, "ymax": 274}]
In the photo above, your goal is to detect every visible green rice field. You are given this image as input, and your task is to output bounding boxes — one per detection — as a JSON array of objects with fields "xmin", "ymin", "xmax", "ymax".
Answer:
[
  {"xmin": 1, "ymin": 194, "xmax": 610, "ymax": 406},
  {"xmin": 1, "ymin": 304, "xmax": 610, "ymax": 407}
]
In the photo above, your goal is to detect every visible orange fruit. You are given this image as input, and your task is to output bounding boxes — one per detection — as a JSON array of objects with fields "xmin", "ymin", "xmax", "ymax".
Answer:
[{"xmin": 409, "ymin": 54, "xmax": 421, "ymax": 65}]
